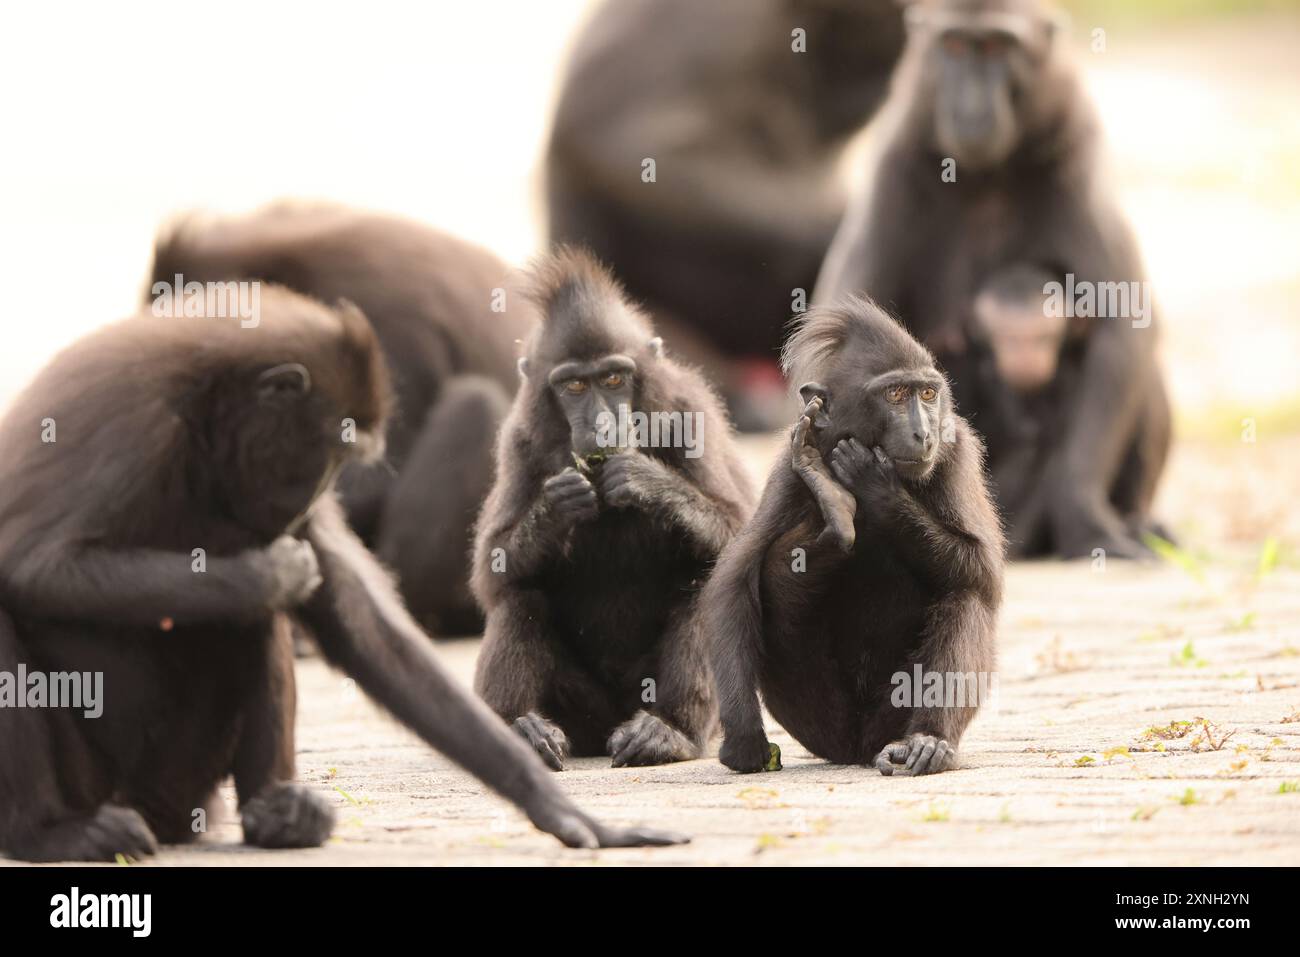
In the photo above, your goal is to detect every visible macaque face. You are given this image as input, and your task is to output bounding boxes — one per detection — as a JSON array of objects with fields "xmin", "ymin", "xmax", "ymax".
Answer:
[
  {"xmin": 548, "ymin": 354, "xmax": 637, "ymax": 457},
  {"xmin": 918, "ymin": 2, "xmax": 1055, "ymax": 171},
  {"xmin": 974, "ymin": 289, "xmax": 1067, "ymax": 394}
]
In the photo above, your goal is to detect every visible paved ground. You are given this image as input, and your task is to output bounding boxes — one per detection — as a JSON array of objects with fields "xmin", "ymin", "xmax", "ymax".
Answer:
[
  {"xmin": 40, "ymin": 433, "xmax": 1289, "ymax": 869},
  {"xmin": 156, "ymin": 565, "xmax": 1300, "ymax": 867}
]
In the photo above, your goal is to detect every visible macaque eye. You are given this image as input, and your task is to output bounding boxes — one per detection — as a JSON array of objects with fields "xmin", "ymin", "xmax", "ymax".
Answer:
[
  {"xmin": 887, "ymin": 386, "xmax": 908, "ymax": 404},
  {"xmin": 941, "ymin": 32, "xmax": 970, "ymax": 56},
  {"xmin": 920, "ymin": 387, "xmax": 938, "ymax": 402},
  {"xmin": 563, "ymin": 379, "xmax": 588, "ymax": 395},
  {"xmin": 980, "ymin": 33, "xmax": 1012, "ymax": 57},
  {"xmin": 599, "ymin": 372, "xmax": 625, "ymax": 389}
]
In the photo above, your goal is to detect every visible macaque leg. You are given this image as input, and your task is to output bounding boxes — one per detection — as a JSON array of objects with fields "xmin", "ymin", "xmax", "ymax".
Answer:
[
  {"xmin": 1004, "ymin": 475, "xmax": 1052, "ymax": 557},
  {"xmin": 791, "ymin": 397, "xmax": 856, "ymax": 552},
  {"xmin": 234, "ymin": 616, "xmax": 335, "ymax": 849},
  {"xmin": 873, "ymin": 592, "xmax": 995, "ymax": 777},
  {"xmin": 607, "ymin": 605, "xmax": 715, "ymax": 767},
  {"xmin": 377, "ymin": 375, "xmax": 512, "ymax": 636},
  {"xmin": 0, "ymin": 611, "xmax": 156, "ymax": 862},
  {"xmin": 1112, "ymin": 375, "xmax": 1172, "ymax": 536},
  {"xmin": 712, "ymin": 476, "xmax": 850, "ymax": 775},
  {"xmin": 475, "ymin": 590, "xmax": 571, "ymax": 771},
  {"xmin": 300, "ymin": 496, "xmax": 685, "ymax": 847}
]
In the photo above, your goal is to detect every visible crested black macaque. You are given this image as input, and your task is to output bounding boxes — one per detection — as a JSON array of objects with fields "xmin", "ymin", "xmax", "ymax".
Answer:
[
  {"xmin": 961, "ymin": 266, "xmax": 1069, "ymax": 549},
  {"xmin": 547, "ymin": 0, "xmax": 905, "ymax": 426},
  {"xmin": 816, "ymin": 0, "xmax": 1170, "ymax": 558},
  {"xmin": 704, "ymin": 298, "xmax": 1003, "ymax": 775},
  {"xmin": 965, "ymin": 265, "xmax": 1170, "ymax": 554},
  {"xmin": 472, "ymin": 249, "xmax": 755, "ymax": 770},
  {"xmin": 150, "ymin": 203, "xmax": 536, "ymax": 634},
  {"xmin": 0, "ymin": 288, "xmax": 682, "ymax": 862}
]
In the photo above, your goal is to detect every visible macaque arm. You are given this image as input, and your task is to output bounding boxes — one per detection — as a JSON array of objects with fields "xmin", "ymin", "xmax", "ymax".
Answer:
[
  {"xmin": 904, "ymin": 590, "xmax": 997, "ymax": 745},
  {"xmin": 883, "ymin": 494, "xmax": 995, "ymax": 593},
  {"xmin": 0, "ymin": 543, "xmax": 276, "ymax": 627},
  {"xmin": 630, "ymin": 458, "xmax": 741, "ymax": 556},
  {"xmin": 562, "ymin": 110, "xmax": 836, "ymax": 249},
  {"xmin": 299, "ymin": 496, "xmax": 682, "ymax": 848},
  {"xmin": 1039, "ymin": 198, "xmax": 1156, "ymax": 502},
  {"xmin": 877, "ymin": 441, "xmax": 1002, "ymax": 600},
  {"xmin": 300, "ymin": 497, "xmax": 557, "ymax": 810},
  {"xmin": 472, "ymin": 468, "xmax": 565, "ymax": 604},
  {"xmin": 814, "ymin": 149, "xmax": 925, "ymax": 308},
  {"xmin": 493, "ymin": 496, "xmax": 564, "ymax": 582},
  {"xmin": 706, "ymin": 469, "xmax": 820, "ymax": 743}
]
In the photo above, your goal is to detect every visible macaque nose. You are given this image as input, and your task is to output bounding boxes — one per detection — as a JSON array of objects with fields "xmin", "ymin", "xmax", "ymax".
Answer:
[{"xmin": 913, "ymin": 426, "xmax": 931, "ymax": 451}]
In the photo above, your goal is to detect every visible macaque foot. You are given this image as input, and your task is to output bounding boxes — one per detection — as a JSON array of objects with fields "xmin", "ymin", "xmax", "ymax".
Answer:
[
  {"xmin": 1059, "ymin": 526, "xmax": 1150, "ymax": 562},
  {"xmin": 241, "ymin": 782, "xmax": 336, "ymax": 848},
  {"xmin": 791, "ymin": 395, "xmax": 856, "ymax": 551},
  {"xmin": 1095, "ymin": 535, "xmax": 1151, "ymax": 562},
  {"xmin": 607, "ymin": 710, "xmax": 698, "ymax": 767},
  {"xmin": 512, "ymin": 712, "xmax": 571, "ymax": 771},
  {"xmin": 1054, "ymin": 501, "xmax": 1153, "ymax": 562},
  {"xmin": 718, "ymin": 727, "xmax": 775, "ymax": 774},
  {"xmin": 525, "ymin": 798, "xmax": 689, "ymax": 849},
  {"xmin": 12, "ymin": 804, "xmax": 159, "ymax": 863},
  {"xmin": 874, "ymin": 733, "xmax": 956, "ymax": 776},
  {"xmin": 1135, "ymin": 518, "xmax": 1175, "ymax": 543}
]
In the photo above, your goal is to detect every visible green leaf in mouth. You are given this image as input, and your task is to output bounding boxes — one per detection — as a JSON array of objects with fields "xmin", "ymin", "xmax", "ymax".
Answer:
[{"xmin": 572, "ymin": 450, "xmax": 613, "ymax": 473}]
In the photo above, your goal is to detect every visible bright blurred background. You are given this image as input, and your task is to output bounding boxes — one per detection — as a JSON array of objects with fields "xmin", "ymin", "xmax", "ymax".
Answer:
[{"xmin": 2, "ymin": 0, "xmax": 1298, "ymax": 546}]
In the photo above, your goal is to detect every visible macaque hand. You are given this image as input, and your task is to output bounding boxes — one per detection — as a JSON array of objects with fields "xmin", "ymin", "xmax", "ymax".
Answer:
[
  {"xmin": 543, "ymin": 467, "xmax": 600, "ymax": 527},
  {"xmin": 598, "ymin": 450, "xmax": 665, "ymax": 510},
  {"xmin": 874, "ymin": 733, "xmax": 957, "ymax": 776},
  {"xmin": 830, "ymin": 439, "xmax": 898, "ymax": 514},
  {"xmin": 261, "ymin": 535, "xmax": 323, "ymax": 610},
  {"xmin": 524, "ymin": 797, "xmax": 689, "ymax": 849}
]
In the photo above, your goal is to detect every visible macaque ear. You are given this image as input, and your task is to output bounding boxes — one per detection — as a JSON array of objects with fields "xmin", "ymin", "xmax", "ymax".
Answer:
[
  {"xmin": 517, "ymin": 356, "xmax": 530, "ymax": 379},
  {"xmin": 798, "ymin": 381, "xmax": 828, "ymax": 406},
  {"xmin": 647, "ymin": 336, "xmax": 664, "ymax": 359},
  {"xmin": 258, "ymin": 362, "xmax": 312, "ymax": 402},
  {"xmin": 798, "ymin": 381, "xmax": 832, "ymax": 428}
]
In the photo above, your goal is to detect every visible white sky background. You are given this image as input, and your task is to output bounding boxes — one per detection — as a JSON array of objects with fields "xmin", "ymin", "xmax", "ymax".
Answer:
[
  {"xmin": 0, "ymin": 0, "xmax": 595, "ymax": 408},
  {"xmin": 1, "ymin": 3, "xmax": 1297, "ymax": 416}
]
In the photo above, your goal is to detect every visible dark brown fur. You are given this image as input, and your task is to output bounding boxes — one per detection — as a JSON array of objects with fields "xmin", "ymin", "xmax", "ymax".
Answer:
[
  {"xmin": 149, "ymin": 203, "xmax": 535, "ymax": 633},
  {"xmin": 471, "ymin": 249, "xmax": 755, "ymax": 769},
  {"xmin": 705, "ymin": 297, "xmax": 1003, "ymax": 774},
  {"xmin": 546, "ymin": 0, "xmax": 905, "ymax": 420},
  {"xmin": 0, "ymin": 287, "xmax": 682, "ymax": 861},
  {"xmin": 816, "ymin": 0, "xmax": 1170, "ymax": 558}
]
